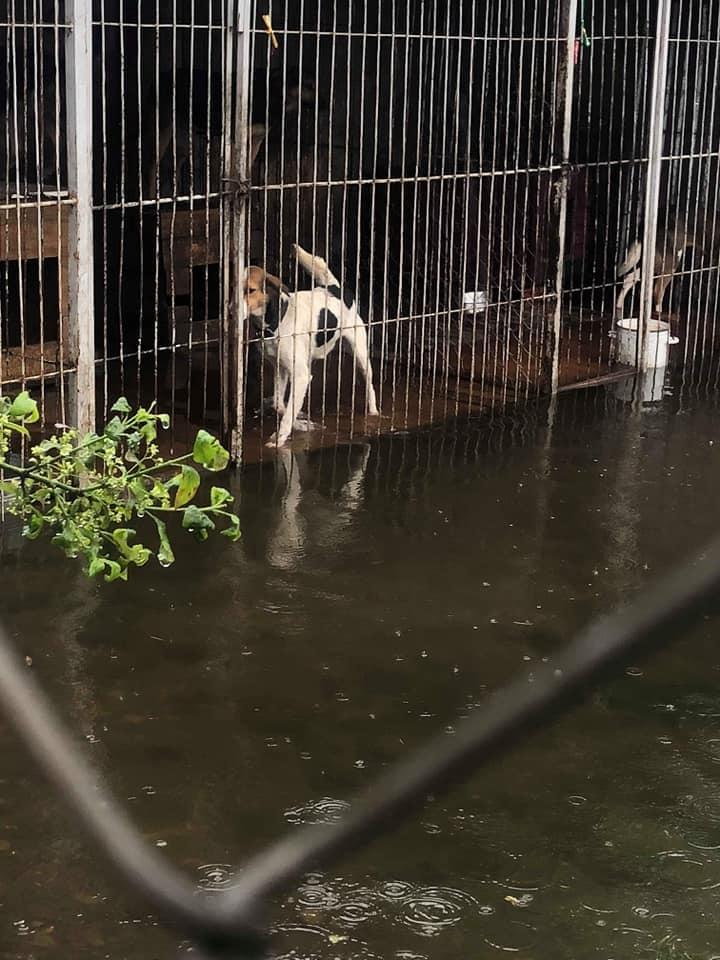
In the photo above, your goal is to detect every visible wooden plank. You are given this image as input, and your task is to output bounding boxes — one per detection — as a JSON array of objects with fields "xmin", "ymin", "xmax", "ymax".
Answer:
[
  {"xmin": 0, "ymin": 341, "xmax": 68, "ymax": 385},
  {"xmin": 0, "ymin": 205, "xmax": 71, "ymax": 262},
  {"xmin": 160, "ymin": 209, "xmax": 221, "ymax": 268},
  {"xmin": 0, "ymin": 204, "xmax": 73, "ymax": 378}
]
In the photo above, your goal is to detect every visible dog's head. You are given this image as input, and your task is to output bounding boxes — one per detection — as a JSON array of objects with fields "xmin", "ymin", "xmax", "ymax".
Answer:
[{"xmin": 243, "ymin": 266, "xmax": 289, "ymax": 332}]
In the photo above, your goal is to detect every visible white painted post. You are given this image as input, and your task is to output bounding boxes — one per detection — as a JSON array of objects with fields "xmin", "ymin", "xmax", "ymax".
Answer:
[
  {"xmin": 639, "ymin": 0, "xmax": 672, "ymax": 370},
  {"xmin": 64, "ymin": 0, "xmax": 96, "ymax": 433},
  {"xmin": 222, "ymin": 0, "xmax": 252, "ymax": 464}
]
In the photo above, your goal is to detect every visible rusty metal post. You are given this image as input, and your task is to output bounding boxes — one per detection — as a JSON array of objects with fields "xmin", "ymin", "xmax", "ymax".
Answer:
[{"xmin": 222, "ymin": 0, "xmax": 252, "ymax": 464}]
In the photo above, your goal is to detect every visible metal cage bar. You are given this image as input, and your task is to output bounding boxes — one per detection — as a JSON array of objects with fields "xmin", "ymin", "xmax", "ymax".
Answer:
[{"xmin": 638, "ymin": 0, "xmax": 672, "ymax": 370}]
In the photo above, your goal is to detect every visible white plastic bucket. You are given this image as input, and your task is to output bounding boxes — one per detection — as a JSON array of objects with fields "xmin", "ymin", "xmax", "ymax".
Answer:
[
  {"xmin": 463, "ymin": 290, "xmax": 487, "ymax": 314},
  {"xmin": 615, "ymin": 317, "xmax": 679, "ymax": 368},
  {"xmin": 611, "ymin": 366, "xmax": 667, "ymax": 404}
]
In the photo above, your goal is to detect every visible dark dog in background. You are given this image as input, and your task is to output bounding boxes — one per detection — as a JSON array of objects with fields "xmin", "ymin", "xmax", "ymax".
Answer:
[
  {"xmin": 144, "ymin": 63, "xmax": 318, "ymax": 197},
  {"xmin": 616, "ymin": 215, "xmax": 709, "ymax": 320}
]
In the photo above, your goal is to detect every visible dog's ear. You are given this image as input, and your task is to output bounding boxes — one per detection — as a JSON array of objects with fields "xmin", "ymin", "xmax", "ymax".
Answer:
[
  {"xmin": 264, "ymin": 272, "xmax": 290, "ymax": 296},
  {"xmin": 262, "ymin": 272, "xmax": 289, "ymax": 333},
  {"xmin": 264, "ymin": 290, "xmax": 289, "ymax": 333}
]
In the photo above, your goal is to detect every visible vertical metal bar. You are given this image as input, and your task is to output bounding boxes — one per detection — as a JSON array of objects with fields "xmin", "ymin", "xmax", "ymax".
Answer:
[
  {"xmin": 168, "ymin": 3, "xmax": 178, "ymax": 439},
  {"xmin": 65, "ymin": 0, "xmax": 96, "ymax": 434},
  {"xmin": 549, "ymin": 0, "xmax": 579, "ymax": 397},
  {"xmin": 99, "ymin": 3, "xmax": 109, "ymax": 416},
  {"xmin": 135, "ymin": 9, "xmax": 144, "ymax": 404},
  {"xmin": 152, "ymin": 0, "xmax": 161, "ymax": 404},
  {"xmin": 185, "ymin": 3, "xmax": 197, "ymax": 425},
  {"xmin": 224, "ymin": 0, "xmax": 251, "ymax": 463},
  {"xmin": 638, "ymin": 0, "xmax": 672, "ymax": 370}
]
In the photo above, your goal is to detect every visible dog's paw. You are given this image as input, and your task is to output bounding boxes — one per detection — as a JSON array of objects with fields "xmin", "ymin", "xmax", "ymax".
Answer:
[{"xmin": 292, "ymin": 417, "xmax": 319, "ymax": 433}]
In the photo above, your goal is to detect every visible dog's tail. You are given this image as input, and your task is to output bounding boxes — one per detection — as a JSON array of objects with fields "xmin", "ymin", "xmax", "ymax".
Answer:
[{"xmin": 293, "ymin": 243, "xmax": 341, "ymax": 289}]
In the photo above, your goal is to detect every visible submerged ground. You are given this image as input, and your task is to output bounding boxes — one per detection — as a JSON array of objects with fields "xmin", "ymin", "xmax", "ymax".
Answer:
[{"xmin": 2, "ymin": 376, "xmax": 720, "ymax": 959}]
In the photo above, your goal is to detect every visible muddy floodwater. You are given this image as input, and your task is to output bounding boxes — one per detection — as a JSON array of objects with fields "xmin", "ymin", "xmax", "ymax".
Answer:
[{"xmin": 2, "ymin": 380, "xmax": 720, "ymax": 959}]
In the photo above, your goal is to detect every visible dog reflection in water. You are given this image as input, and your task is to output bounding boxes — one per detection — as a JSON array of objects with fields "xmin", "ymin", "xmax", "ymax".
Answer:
[{"xmin": 266, "ymin": 444, "xmax": 370, "ymax": 570}]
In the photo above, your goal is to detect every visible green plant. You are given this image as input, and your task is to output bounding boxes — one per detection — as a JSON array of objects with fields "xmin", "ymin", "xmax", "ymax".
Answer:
[{"xmin": 0, "ymin": 392, "xmax": 240, "ymax": 582}]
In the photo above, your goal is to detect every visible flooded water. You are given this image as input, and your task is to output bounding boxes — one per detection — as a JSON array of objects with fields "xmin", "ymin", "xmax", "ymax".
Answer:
[{"xmin": 3, "ymin": 377, "xmax": 720, "ymax": 959}]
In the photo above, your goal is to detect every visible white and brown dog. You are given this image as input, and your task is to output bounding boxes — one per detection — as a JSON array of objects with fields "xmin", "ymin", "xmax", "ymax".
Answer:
[{"xmin": 244, "ymin": 244, "xmax": 379, "ymax": 447}]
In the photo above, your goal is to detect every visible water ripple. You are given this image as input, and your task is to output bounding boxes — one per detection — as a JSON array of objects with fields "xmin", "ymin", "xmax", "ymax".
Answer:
[
  {"xmin": 290, "ymin": 873, "xmax": 491, "ymax": 939},
  {"xmin": 196, "ymin": 863, "xmax": 237, "ymax": 892},
  {"xmin": 378, "ymin": 880, "xmax": 416, "ymax": 901},
  {"xmin": 397, "ymin": 886, "xmax": 481, "ymax": 937},
  {"xmin": 296, "ymin": 880, "xmax": 344, "ymax": 911},
  {"xmin": 285, "ymin": 797, "xmax": 351, "ymax": 825},
  {"xmin": 334, "ymin": 894, "xmax": 379, "ymax": 926},
  {"xmin": 651, "ymin": 849, "xmax": 712, "ymax": 890},
  {"xmin": 483, "ymin": 919, "xmax": 538, "ymax": 952}
]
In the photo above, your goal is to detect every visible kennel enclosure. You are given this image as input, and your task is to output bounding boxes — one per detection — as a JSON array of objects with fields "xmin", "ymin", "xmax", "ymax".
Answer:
[{"xmin": 2, "ymin": 0, "xmax": 720, "ymax": 460}]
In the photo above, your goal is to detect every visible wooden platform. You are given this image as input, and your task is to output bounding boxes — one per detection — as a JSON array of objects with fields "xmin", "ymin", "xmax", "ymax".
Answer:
[
  {"xmin": 159, "ymin": 207, "xmax": 221, "ymax": 299},
  {"xmin": 0, "ymin": 203, "xmax": 72, "ymax": 385}
]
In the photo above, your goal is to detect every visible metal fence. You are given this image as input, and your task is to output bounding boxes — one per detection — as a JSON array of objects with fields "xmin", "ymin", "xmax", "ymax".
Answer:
[{"xmin": 1, "ymin": 0, "xmax": 720, "ymax": 460}]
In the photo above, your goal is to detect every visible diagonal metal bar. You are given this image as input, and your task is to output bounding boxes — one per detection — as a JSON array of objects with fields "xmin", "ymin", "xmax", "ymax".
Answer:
[
  {"xmin": 0, "ymin": 624, "xmax": 265, "ymax": 956},
  {"xmin": 221, "ymin": 534, "xmax": 720, "ymax": 909},
  {"xmin": 1, "ymin": 534, "xmax": 720, "ymax": 954}
]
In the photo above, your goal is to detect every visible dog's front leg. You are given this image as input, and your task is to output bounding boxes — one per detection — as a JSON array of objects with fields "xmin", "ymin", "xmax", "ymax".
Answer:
[
  {"xmin": 653, "ymin": 272, "xmax": 674, "ymax": 315},
  {"xmin": 273, "ymin": 365, "xmax": 289, "ymax": 415},
  {"xmin": 267, "ymin": 362, "xmax": 311, "ymax": 447}
]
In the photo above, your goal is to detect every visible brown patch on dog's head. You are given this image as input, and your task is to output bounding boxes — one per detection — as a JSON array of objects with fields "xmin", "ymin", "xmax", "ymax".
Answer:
[{"xmin": 243, "ymin": 266, "xmax": 288, "ymax": 318}]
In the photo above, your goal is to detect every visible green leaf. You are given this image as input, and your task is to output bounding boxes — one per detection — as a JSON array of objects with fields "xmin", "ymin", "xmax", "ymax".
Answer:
[
  {"xmin": 192, "ymin": 430, "xmax": 229, "ymax": 472},
  {"xmin": 4, "ymin": 421, "xmax": 30, "ymax": 438},
  {"xmin": 129, "ymin": 477, "xmax": 149, "ymax": 504},
  {"xmin": 22, "ymin": 513, "xmax": 44, "ymax": 540},
  {"xmin": 111, "ymin": 528, "xmax": 151, "ymax": 566},
  {"xmin": 139, "ymin": 420, "xmax": 157, "ymax": 443},
  {"xmin": 79, "ymin": 435, "xmax": 102, "ymax": 467},
  {"xmin": 220, "ymin": 513, "xmax": 242, "ymax": 542},
  {"xmin": 51, "ymin": 529, "xmax": 80, "ymax": 558},
  {"xmin": 125, "ymin": 433, "xmax": 140, "ymax": 463},
  {"xmin": 182, "ymin": 504, "xmax": 216, "ymax": 542},
  {"xmin": 110, "ymin": 397, "xmax": 132, "ymax": 414},
  {"xmin": 0, "ymin": 479, "xmax": 19, "ymax": 494},
  {"xmin": 174, "ymin": 464, "xmax": 200, "ymax": 508},
  {"xmin": 104, "ymin": 416, "xmax": 124, "ymax": 440},
  {"xmin": 88, "ymin": 558, "xmax": 106, "ymax": 578},
  {"xmin": 151, "ymin": 516, "xmax": 175, "ymax": 568},
  {"xmin": 158, "ymin": 413, "xmax": 170, "ymax": 429},
  {"xmin": 150, "ymin": 480, "xmax": 170, "ymax": 505},
  {"xmin": 8, "ymin": 391, "xmax": 39, "ymax": 423},
  {"xmin": 210, "ymin": 486, "xmax": 233, "ymax": 508},
  {"xmin": 112, "ymin": 528, "xmax": 136, "ymax": 553},
  {"xmin": 103, "ymin": 560, "xmax": 126, "ymax": 582}
]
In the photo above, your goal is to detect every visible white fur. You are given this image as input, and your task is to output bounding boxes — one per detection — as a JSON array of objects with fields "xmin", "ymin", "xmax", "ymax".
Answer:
[{"xmin": 248, "ymin": 244, "xmax": 379, "ymax": 447}]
